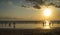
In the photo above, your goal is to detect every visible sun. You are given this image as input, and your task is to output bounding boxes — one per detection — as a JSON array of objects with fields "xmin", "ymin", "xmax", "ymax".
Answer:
[{"xmin": 43, "ymin": 8, "xmax": 52, "ymax": 16}]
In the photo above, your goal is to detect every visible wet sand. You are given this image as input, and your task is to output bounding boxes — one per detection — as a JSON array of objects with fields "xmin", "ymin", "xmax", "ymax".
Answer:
[{"xmin": 0, "ymin": 28, "xmax": 60, "ymax": 35}]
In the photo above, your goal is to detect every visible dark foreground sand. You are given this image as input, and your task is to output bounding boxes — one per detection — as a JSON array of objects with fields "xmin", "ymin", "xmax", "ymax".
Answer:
[{"xmin": 0, "ymin": 28, "xmax": 60, "ymax": 35}]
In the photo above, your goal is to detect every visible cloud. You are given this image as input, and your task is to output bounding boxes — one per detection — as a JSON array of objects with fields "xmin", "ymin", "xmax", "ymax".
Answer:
[
  {"xmin": 0, "ymin": 0, "xmax": 60, "ymax": 9},
  {"xmin": 7, "ymin": 1, "xmax": 13, "ymax": 6},
  {"xmin": 25, "ymin": 0, "xmax": 44, "ymax": 4},
  {"xmin": 0, "ymin": 0, "xmax": 13, "ymax": 6},
  {"xmin": 25, "ymin": 0, "xmax": 44, "ymax": 9},
  {"xmin": 0, "ymin": 0, "xmax": 43, "ymax": 9},
  {"xmin": 33, "ymin": 4, "xmax": 41, "ymax": 9},
  {"xmin": 25, "ymin": 0, "xmax": 59, "ymax": 9},
  {"xmin": 20, "ymin": 5, "xmax": 27, "ymax": 8},
  {"xmin": 55, "ymin": 5, "xmax": 60, "ymax": 8}
]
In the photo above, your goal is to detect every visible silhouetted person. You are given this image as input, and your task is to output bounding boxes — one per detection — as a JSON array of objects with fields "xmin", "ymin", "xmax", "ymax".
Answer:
[
  {"xmin": 43, "ymin": 22, "xmax": 44, "ymax": 27},
  {"xmin": 9, "ymin": 22, "xmax": 11, "ymax": 27},
  {"xmin": 13, "ymin": 22, "xmax": 15, "ymax": 28}
]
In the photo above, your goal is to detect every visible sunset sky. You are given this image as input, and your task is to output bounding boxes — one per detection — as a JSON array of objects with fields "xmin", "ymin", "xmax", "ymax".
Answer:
[{"xmin": 0, "ymin": 0, "xmax": 60, "ymax": 20}]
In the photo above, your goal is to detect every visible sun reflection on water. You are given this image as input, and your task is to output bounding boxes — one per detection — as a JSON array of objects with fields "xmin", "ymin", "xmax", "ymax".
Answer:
[{"xmin": 43, "ymin": 20, "xmax": 51, "ymax": 29}]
